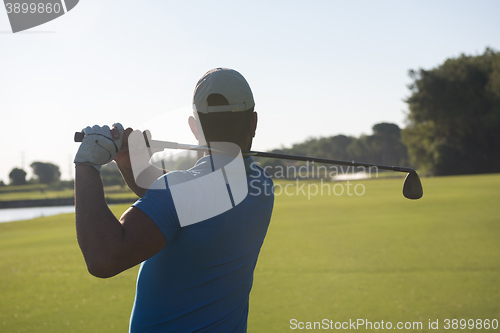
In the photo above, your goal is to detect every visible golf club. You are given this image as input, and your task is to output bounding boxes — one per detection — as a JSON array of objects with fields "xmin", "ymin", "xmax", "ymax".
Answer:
[{"xmin": 74, "ymin": 132, "xmax": 423, "ymax": 200}]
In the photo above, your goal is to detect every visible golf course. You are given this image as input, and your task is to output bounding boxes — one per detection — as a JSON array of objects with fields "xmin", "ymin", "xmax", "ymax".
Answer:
[{"xmin": 1, "ymin": 173, "xmax": 499, "ymax": 332}]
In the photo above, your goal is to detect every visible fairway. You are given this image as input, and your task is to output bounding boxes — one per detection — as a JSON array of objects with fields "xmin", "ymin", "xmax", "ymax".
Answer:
[{"xmin": 1, "ymin": 174, "xmax": 499, "ymax": 332}]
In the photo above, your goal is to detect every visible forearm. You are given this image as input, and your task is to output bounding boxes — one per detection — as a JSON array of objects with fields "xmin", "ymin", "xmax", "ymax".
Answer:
[
  {"xmin": 116, "ymin": 162, "xmax": 148, "ymax": 198},
  {"xmin": 116, "ymin": 161, "xmax": 166, "ymax": 198},
  {"xmin": 75, "ymin": 164, "xmax": 124, "ymax": 277}
]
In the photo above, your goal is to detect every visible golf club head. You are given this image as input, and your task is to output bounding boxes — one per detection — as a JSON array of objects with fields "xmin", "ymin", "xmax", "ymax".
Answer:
[{"xmin": 403, "ymin": 172, "xmax": 423, "ymax": 200}]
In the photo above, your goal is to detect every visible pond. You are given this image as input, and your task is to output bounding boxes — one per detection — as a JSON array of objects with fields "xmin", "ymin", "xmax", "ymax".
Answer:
[{"xmin": 0, "ymin": 205, "xmax": 75, "ymax": 223}]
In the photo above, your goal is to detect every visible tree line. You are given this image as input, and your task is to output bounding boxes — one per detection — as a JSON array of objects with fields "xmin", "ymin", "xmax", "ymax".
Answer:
[
  {"xmin": 403, "ymin": 47, "xmax": 500, "ymax": 175},
  {"xmin": 255, "ymin": 122, "xmax": 409, "ymax": 178},
  {"xmin": 3, "ymin": 162, "xmax": 125, "ymax": 188},
  {"xmin": 259, "ymin": 47, "xmax": 500, "ymax": 177},
  {"xmin": 2, "ymin": 48, "xmax": 498, "ymax": 186},
  {"xmin": 7, "ymin": 162, "xmax": 62, "ymax": 186}
]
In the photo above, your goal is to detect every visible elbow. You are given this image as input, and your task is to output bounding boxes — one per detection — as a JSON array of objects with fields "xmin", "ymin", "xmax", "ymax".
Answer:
[
  {"xmin": 79, "ymin": 243, "xmax": 126, "ymax": 278},
  {"xmin": 88, "ymin": 266, "xmax": 115, "ymax": 279},
  {"xmin": 85, "ymin": 258, "xmax": 121, "ymax": 279}
]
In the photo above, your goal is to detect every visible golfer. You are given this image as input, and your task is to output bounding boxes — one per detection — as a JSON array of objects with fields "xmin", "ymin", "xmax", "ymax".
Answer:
[{"xmin": 74, "ymin": 68, "xmax": 274, "ymax": 332}]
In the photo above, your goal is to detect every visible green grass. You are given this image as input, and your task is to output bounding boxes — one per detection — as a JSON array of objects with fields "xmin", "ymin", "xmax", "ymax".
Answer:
[
  {"xmin": 0, "ymin": 188, "xmax": 76, "ymax": 201},
  {"xmin": 249, "ymin": 174, "xmax": 500, "ymax": 332},
  {"xmin": 0, "ymin": 174, "xmax": 499, "ymax": 332},
  {"xmin": 0, "ymin": 205, "xmax": 137, "ymax": 333},
  {"xmin": 0, "ymin": 184, "xmax": 49, "ymax": 193},
  {"xmin": 0, "ymin": 186, "xmax": 137, "ymax": 201}
]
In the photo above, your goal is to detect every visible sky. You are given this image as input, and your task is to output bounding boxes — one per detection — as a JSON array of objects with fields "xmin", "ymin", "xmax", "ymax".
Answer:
[{"xmin": 1, "ymin": 0, "xmax": 499, "ymax": 182}]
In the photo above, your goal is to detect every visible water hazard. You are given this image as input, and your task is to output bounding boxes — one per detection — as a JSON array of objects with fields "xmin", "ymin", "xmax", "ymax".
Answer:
[{"xmin": 0, "ymin": 206, "xmax": 75, "ymax": 223}]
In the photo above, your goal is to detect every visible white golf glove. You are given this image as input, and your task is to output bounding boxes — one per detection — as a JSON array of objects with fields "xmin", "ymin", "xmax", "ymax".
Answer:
[{"xmin": 74, "ymin": 123, "xmax": 124, "ymax": 171}]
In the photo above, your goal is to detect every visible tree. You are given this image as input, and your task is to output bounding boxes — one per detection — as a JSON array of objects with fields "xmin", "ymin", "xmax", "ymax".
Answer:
[
  {"xmin": 403, "ymin": 48, "xmax": 500, "ymax": 175},
  {"xmin": 255, "ymin": 123, "xmax": 407, "ymax": 178},
  {"xmin": 254, "ymin": 155, "xmax": 286, "ymax": 178},
  {"xmin": 100, "ymin": 163, "xmax": 125, "ymax": 187},
  {"xmin": 317, "ymin": 135, "xmax": 354, "ymax": 161},
  {"xmin": 345, "ymin": 123, "xmax": 408, "ymax": 167},
  {"xmin": 370, "ymin": 123, "xmax": 408, "ymax": 166},
  {"xmin": 9, "ymin": 168, "xmax": 27, "ymax": 185},
  {"xmin": 30, "ymin": 162, "xmax": 61, "ymax": 184}
]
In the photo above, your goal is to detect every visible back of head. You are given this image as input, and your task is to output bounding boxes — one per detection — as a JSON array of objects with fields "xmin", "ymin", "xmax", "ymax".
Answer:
[{"xmin": 193, "ymin": 68, "xmax": 256, "ymax": 151}]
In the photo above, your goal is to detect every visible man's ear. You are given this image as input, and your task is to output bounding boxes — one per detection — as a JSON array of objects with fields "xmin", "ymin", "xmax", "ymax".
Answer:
[
  {"xmin": 188, "ymin": 116, "xmax": 199, "ymax": 140},
  {"xmin": 250, "ymin": 112, "xmax": 258, "ymax": 138}
]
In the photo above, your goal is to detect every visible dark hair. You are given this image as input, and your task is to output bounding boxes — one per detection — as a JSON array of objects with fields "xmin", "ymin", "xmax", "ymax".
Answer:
[
  {"xmin": 197, "ymin": 94, "xmax": 255, "ymax": 150},
  {"xmin": 207, "ymin": 93, "xmax": 230, "ymax": 106}
]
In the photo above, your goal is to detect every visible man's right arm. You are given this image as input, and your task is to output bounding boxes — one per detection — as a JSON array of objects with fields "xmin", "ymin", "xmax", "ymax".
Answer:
[
  {"xmin": 113, "ymin": 128, "xmax": 168, "ymax": 198},
  {"xmin": 115, "ymin": 160, "xmax": 165, "ymax": 198}
]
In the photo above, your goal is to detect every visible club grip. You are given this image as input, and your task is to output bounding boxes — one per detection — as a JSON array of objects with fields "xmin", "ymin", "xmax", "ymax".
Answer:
[
  {"xmin": 74, "ymin": 131, "xmax": 153, "ymax": 148},
  {"xmin": 74, "ymin": 132, "xmax": 84, "ymax": 142}
]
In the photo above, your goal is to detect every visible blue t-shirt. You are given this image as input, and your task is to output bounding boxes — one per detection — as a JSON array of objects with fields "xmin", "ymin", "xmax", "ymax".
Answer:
[{"xmin": 130, "ymin": 156, "xmax": 274, "ymax": 332}]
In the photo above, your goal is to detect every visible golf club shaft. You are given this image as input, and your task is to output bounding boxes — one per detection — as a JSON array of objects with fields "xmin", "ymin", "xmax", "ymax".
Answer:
[
  {"xmin": 74, "ymin": 132, "xmax": 415, "ymax": 174},
  {"xmin": 148, "ymin": 138, "xmax": 415, "ymax": 173},
  {"xmin": 241, "ymin": 150, "xmax": 415, "ymax": 174}
]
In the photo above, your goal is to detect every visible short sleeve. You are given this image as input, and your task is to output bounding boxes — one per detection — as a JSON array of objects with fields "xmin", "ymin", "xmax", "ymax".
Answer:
[{"xmin": 132, "ymin": 176, "xmax": 181, "ymax": 243}]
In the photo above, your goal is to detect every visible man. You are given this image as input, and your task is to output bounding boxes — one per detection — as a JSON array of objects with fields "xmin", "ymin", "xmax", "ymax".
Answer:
[{"xmin": 74, "ymin": 68, "xmax": 274, "ymax": 332}]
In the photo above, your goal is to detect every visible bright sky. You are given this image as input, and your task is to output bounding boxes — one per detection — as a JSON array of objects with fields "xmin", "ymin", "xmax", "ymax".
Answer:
[{"xmin": 1, "ymin": 0, "xmax": 499, "ymax": 182}]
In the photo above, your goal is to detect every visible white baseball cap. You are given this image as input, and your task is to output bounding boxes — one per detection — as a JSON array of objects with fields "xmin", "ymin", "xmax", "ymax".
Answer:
[{"xmin": 193, "ymin": 68, "xmax": 255, "ymax": 114}]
